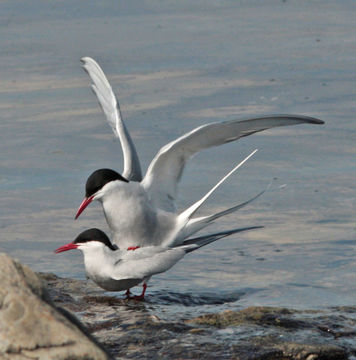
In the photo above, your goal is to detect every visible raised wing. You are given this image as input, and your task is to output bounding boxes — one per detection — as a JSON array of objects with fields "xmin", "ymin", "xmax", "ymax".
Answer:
[
  {"xmin": 81, "ymin": 57, "xmax": 142, "ymax": 181},
  {"xmin": 141, "ymin": 115, "xmax": 324, "ymax": 212}
]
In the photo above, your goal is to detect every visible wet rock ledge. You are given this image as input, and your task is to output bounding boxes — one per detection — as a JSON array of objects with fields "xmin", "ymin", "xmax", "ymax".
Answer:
[{"xmin": 1, "ymin": 252, "xmax": 354, "ymax": 359}]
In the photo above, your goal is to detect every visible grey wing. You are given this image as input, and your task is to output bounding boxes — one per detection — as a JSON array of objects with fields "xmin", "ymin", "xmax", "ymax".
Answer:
[
  {"xmin": 141, "ymin": 115, "xmax": 324, "ymax": 212},
  {"xmin": 81, "ymin": 57, "xmax": 142, "ymax": 181},
  {"xmin": 111, "ymin": 248, "xmax": 185, "ymax": 280}
]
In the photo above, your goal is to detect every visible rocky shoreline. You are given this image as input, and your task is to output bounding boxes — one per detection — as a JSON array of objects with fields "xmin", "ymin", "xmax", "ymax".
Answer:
[{"xmin": 1, "ymin": 253, "xmax": 355, "ymax": 359}]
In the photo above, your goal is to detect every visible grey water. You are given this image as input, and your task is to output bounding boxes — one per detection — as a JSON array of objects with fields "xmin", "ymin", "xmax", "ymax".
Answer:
[{"xmin": 1, "ymin": 0, "xmax": 355, "ymax": 330}]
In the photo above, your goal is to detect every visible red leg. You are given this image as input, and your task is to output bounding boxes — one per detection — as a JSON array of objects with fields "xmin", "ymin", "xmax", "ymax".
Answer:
[
  {"xmin": 125, "ymin": 289, "xmax": 132, "ymax": 298},
  {"xmin": 132, "ymin": 283, "xmax": 147, "ymax": 301}
]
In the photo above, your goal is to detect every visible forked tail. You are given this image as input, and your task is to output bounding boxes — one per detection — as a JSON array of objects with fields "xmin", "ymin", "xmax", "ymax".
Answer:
[{"xmin": 180, "ymin": 226, "xmax": 263, "ymax": 253}]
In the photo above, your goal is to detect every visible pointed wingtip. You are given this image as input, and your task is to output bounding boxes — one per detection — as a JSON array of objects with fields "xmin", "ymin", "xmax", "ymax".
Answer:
[
  {"xmin": 80, "ymin": 57, "xmax": 98, "ymax": 70},
  {"xmin": 308, "ymin": 117, "xmax": 325, "ymax": 125},
  {"xmin": 80, "ymin": 57, "xmax": 91, "ymax": 73},
  {"xmin": 248, "ymin": 225, "xmax": 264, "ymax": 230},
  {"xmin": 80, "ymin": 56, "xmax": 93, "ymax": 63},
  {"xmin": 253, "ymin": 114, "xmax": 325, "ymax": 125},
  {"xmin": 291, "ymin": 115, "xmax": 325, "ymax": 125}
]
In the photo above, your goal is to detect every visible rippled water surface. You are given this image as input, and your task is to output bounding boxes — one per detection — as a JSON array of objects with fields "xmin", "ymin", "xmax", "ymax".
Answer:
[{"xmin": 1, "ymin": 0, "xmax": 355, "ymax": 331}]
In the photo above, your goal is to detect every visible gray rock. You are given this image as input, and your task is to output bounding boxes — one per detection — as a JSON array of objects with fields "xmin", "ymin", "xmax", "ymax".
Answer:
[{"xmin": 0, "ymin": 253, "xmax": 112, "ymax": 360}]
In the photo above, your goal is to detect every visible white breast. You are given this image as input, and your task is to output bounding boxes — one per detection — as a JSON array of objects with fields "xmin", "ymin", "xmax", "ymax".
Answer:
[
  {"xmin": 101, "ymin": 181, "xmax": 177, "ymax": 248},
  {"xmin": 101, "ymin": 181, "xmax": 157, "ymax": 247}
]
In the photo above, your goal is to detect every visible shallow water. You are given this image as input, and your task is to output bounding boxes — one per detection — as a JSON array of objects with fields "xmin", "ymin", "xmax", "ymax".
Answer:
[{"xmin": 1, "ymin": 0, "xmax": 355, "ymax": 350}]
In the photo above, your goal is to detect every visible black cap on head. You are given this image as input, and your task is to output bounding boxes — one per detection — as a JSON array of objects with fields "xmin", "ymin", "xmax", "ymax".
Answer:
[
  {"xmin": 74, "ymin": 228, "xmax": 117, "ymax": 251},
  {"xmin": 85, "ymin": 168, "xmax": 128, "ymax": 197}
]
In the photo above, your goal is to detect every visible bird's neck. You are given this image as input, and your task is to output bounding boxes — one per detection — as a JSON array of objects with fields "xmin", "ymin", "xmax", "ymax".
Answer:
[{"xmin": 82, "ymin": 246, "xmax": 117, "ymax": 280}]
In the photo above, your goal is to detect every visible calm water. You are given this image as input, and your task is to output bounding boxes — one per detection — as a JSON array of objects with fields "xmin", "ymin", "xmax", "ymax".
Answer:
[{"xmin": 1, "ymin": 0, "xmax": 355, "ymax": 316}]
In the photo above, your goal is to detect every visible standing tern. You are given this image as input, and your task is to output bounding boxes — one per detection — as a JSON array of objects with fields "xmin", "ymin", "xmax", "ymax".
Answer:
[
  {"xmin": 55, "ymin": 226, "xmax": 262, "ymax": 299},
  {"xmin": 76, "ymin": 57, "xmax": 324, "ymax": 250}
]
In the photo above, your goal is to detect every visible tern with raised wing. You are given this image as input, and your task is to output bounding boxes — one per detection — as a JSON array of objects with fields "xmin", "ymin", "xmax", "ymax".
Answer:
[
  {"xmin": 76, "ymin": 57, "xmax": 324, "ymax": 250},
  {"xmin": 61, "ymin": 158, "xmax": 264, "ymax": 298}
]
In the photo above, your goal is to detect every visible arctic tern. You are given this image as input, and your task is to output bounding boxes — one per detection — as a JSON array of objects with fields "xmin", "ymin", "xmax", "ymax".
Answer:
[
  {"xmin": 55, "ymin": 226, "xmax": 262, "ymax": 299},
  {"xmin": 75, "ymin": 57, "xmax": 324, "ymax": 250}
]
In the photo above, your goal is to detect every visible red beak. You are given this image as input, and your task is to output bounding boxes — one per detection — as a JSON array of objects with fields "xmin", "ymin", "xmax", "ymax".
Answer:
[
  {"xmin": 75, "ymin": 195, "xmax": 94, "ymax": 219},
  {"xmin": 55, "ymin": 243, "xmax": 78, "ymax": 253}
]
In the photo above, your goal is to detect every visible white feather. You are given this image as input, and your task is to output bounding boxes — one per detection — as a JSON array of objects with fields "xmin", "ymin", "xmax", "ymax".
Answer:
[{"xmin": 81, "ymin": 57, "xmax": 142, "ymax": 181}]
